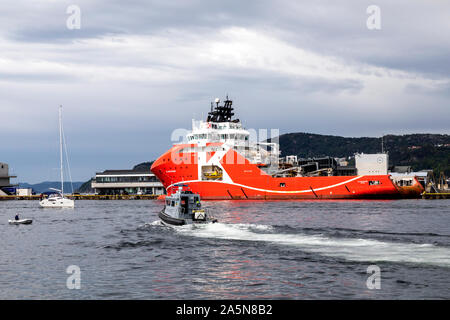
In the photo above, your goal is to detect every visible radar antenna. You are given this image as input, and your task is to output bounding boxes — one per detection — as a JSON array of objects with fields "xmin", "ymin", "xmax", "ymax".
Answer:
[{"xmin": 206, "ymin": 95, "xmax": 237, "ymax": 123}]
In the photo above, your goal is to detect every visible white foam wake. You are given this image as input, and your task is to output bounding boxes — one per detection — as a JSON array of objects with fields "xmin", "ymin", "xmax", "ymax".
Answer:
[
  {"xmin": 175, "ymin": 223, "xmax": 450, "ymax": 267},
  {"xmin": 148, "ymin": 220, "xmax": 163, "ymax": 226}
]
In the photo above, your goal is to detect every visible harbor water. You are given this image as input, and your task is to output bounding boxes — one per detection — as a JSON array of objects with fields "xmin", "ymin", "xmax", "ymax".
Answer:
[{"xmin": 0, "ymin": 199, "xmax": 449, "ymax": 299}]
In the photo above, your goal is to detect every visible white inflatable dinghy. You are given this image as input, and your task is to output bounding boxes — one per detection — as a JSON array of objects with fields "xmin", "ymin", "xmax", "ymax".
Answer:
[{"xmin": 8, "ymin": 219, "xmax": 33, "ymax": 225}]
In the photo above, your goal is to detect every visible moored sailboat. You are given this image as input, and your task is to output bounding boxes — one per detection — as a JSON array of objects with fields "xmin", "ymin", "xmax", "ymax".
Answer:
[{"xmin": 40, "ymin": 106, "xmax": 75, "ymax": 208}]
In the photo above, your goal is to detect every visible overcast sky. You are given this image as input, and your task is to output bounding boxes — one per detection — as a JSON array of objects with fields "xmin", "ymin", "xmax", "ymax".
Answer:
[{"xmin": 1, "ymin": 0, "xmax": 449, "ymax": 183}]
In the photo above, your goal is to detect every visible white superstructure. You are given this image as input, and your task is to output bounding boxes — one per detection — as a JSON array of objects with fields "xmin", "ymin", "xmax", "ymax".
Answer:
[{"xmin": 185, "ymin": 97, "xmax": 279, "ymax": 166}]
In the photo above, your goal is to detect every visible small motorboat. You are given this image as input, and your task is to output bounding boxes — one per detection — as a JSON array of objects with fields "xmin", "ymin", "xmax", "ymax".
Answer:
[
  {"xmin": 159, "ymin": 184, "xmax": 217, "ymax": 226},
  {"xmin": 9, "ymin": 219, "xmax": 33, "ymax": 225}
]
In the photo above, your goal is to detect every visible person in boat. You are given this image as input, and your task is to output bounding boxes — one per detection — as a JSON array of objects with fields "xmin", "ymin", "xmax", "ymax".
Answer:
[{"xmin": 15, "ymin": 214, "xmax": 19, "ymax": 221}]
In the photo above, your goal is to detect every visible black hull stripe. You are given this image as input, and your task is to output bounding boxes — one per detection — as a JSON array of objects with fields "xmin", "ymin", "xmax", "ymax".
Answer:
[{"xmin": 158, "ymin": 211, "xmax": 185, "ymax": 226}]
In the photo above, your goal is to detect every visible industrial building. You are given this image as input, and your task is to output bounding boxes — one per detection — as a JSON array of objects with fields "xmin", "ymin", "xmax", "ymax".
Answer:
[
  {"xmin": 0, "ymin": 162, "xmax": 17, "ymax": 195},
  {"xmin": 91, "ymin": 169, "xmax": 165, "ymax": 195}
]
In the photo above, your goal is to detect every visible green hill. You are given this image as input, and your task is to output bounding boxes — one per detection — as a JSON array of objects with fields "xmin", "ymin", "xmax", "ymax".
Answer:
[
  {"xmin": 278, "ymin": 133, "xmax": 450, "ymax": 175},
  {"xmin": 132, "ymin": 161, "xmax": 154, "ymax": 171},
  {"xmin": 76, "ymin": 179, "xmax": 94, "ymax": 193},
  {"xmin": 76, "ymin": 133, "xmax": 449, "ymax": 192}
]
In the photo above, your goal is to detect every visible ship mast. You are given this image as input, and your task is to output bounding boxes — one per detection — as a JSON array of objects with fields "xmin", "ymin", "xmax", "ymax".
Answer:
[
  {"xmin": 59, "ymin": 105, "xmax": 64, "ymax": 196},
  {"xmin": 206, "ymin": 95, "xmax": 236, "ymax": 122}
]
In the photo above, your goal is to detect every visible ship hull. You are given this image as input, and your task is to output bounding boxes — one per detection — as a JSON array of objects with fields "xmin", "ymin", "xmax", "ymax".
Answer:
[
  {"xmin": 392, "ymin": 176, "xmax": 425, "ymax": 199},
  {"xmin": 151, "ymin": 144, "xmax": 424, "ymax": 200},
  {"xmin": 157, "ymin": 177, "xmax": 401, "ymax": 200}
]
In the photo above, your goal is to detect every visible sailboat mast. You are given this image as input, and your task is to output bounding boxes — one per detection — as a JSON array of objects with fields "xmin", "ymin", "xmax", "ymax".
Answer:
[{"xmin": 59, "ymin": 105, "xmax": 64, "ymax": 196}]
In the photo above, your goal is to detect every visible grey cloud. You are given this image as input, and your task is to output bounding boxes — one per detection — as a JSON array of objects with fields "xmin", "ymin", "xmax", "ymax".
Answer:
[
  {"xmin": 404, "ymin": 82, "xmax": 450, "ymax": 96},
  {"xmin": 0, "ymin": 72, "xmax": 80, "ymax": 83},
  {"xmin": 5, "ymin": 0, "xmax": 450, "ymax": 78}
]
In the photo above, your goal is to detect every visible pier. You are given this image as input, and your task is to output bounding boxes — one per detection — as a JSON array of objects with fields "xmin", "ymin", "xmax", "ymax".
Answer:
[
  {"xmin": 422, "ymin": 192, "xmax": 450, "ymax": 200},
  {"xmin": 0, "ymin": 194, "xmax": 159, "ymax": 201}
]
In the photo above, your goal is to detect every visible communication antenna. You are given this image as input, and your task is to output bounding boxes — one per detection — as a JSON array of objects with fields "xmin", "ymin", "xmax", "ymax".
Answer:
[{"xmin": 381, "ymin": 134, "xmax": 384, "ymax": 153}]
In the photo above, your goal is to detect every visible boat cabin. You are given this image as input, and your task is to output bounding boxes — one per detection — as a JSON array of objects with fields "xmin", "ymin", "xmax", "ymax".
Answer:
[{"xmin": 165, "ymin": 186, "xmax": 201, "ymax": 217}]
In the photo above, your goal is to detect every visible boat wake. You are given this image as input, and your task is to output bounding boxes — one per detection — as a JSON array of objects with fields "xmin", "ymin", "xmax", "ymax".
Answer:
[{"xmin": 173, "ymin": 223, "xmax": 450, "ymax": 267}]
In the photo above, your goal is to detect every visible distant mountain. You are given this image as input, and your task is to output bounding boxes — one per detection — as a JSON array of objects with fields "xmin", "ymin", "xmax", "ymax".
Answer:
[
  {"xmin": 277, "ymin": 133, "xmax": 450, "ymax": 175},
  {"xmin": 19, "ymin": 181, "xmax": 85, "ymax": 194}
]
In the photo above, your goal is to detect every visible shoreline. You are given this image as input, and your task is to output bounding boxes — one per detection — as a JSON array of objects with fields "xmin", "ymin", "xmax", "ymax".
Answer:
[{"xmin": 0, "ymin": 194, "xmax": 159, "ymax": 200}]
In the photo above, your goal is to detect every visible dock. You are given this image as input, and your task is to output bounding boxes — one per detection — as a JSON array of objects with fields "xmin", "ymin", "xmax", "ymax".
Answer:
[
  {"xmin": 421, "ymin": 192, "xmax": 450, "ymax": 199},
  {"xmin": 0, "ymin": 194, "xmax": 159, "ymax": 201}
]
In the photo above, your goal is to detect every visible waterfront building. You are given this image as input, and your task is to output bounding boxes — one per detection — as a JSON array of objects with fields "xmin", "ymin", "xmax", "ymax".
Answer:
[
  {"xmin": 0, "ymin": 162, "xmax": 17, "ymax": 195},
  {"xmin": 91, "ymin": 169, "xmax": 165, "ymax": 195}
]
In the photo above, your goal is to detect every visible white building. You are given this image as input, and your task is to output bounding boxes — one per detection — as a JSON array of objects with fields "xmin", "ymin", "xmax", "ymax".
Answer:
[
  {"xmin": 16, "ymin": 188, "xmax": 33, "ymax": 196},
  {"xmin": 355, "ymin": 153, "xmax": 388, "ymax": 175},
  {"xmin": 91, "ymin": 169, "xmax": 165, "ymax": 195}
]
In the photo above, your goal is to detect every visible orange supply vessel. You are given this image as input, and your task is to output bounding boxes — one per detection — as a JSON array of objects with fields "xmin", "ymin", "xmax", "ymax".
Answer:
[{"xmin": 152, "ymin": 97, "xmax": 424, "ymax": 200}]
